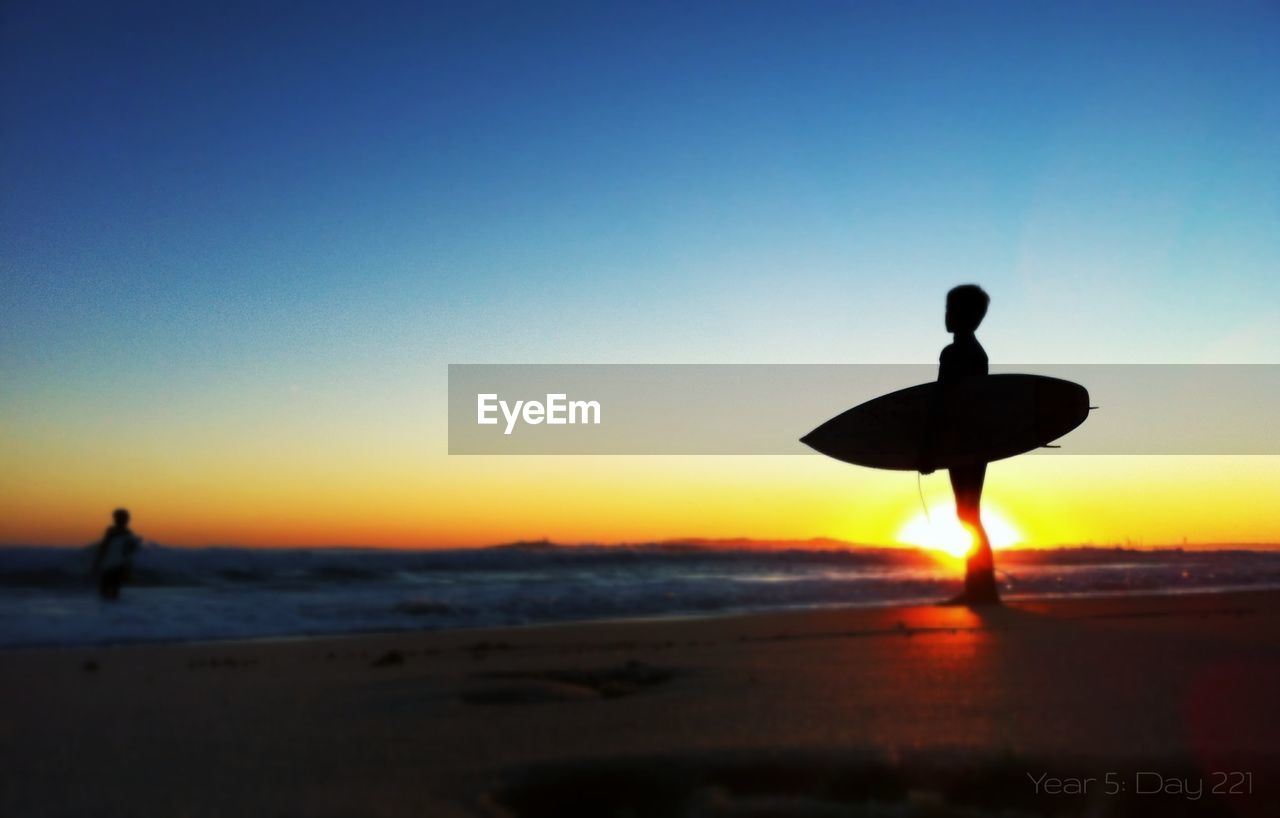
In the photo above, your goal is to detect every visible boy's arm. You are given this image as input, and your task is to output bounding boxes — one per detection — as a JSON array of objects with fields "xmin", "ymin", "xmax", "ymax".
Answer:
[
  {"xmin": 917, "ymin": 390, "xmax": 944, "ymax": 474},
  {"xmin": 917, "ymin": 348, "xmax": 953, "ymax": 474}
]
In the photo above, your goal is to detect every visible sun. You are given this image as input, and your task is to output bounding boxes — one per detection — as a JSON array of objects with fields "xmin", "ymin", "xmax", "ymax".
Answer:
[{"xmin": 897, "ymin": 503, "xmax": 1022, "ymax": 558}]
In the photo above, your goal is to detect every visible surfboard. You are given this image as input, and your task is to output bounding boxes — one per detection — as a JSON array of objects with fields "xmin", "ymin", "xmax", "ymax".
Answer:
[{"xmin": 800, "ymin": 374, "xmax": 1091, "ymax": 470}]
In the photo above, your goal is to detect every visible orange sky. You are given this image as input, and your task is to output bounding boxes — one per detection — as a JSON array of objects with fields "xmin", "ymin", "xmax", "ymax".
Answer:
[{"xmin": 2, "ymin": 431, "xmax": 1276, "ymax": 548}]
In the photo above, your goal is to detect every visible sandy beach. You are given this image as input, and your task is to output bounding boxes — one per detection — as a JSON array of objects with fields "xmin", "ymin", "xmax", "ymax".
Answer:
[{"xmin": 3, "ymin": 590, "xmax": 1277, "ymax": 817}]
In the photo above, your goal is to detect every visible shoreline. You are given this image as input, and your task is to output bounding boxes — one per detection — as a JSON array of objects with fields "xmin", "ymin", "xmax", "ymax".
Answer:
[{"xmin": 4, "ymin": 583, "xmax": 1279, "ymax": 654}]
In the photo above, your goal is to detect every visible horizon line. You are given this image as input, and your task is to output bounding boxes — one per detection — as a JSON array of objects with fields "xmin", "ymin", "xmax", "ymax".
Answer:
[{"xmin": 7, "ymin": 537, "xmax": 1280, "ymax": 553}]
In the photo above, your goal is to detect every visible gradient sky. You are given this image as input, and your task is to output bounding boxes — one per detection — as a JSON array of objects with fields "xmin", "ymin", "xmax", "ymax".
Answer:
[{"xmin": 2, "ymin": 1, "xmax": 1278, "ymax": 548}]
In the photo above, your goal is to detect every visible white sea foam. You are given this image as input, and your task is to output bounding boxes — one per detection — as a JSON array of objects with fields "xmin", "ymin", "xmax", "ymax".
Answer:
[{"xmin": 2, "ymin": 544, "xmax": 1277, "ymax": 648}]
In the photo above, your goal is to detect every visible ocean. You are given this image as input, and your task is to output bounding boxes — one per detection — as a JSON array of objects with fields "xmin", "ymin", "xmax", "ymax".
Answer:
[{"xmin": 2, "ymin": 543, "xmax": 1278, "ymax": 648}]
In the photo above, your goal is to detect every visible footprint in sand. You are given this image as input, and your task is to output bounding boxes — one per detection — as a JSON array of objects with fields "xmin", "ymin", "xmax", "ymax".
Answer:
[{"xmin": 460, "ymin": 661, "xmax": 676, "ymax": 705}]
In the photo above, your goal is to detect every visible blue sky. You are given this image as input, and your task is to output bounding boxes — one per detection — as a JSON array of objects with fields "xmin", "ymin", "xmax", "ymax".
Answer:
[
  {"xmin": 1, "ymin": 1, "xmax": 1277, "ymax": 481},
  {"xmin": 5, "ymin": 1, "xmax": 1277, "ymax": 386}
]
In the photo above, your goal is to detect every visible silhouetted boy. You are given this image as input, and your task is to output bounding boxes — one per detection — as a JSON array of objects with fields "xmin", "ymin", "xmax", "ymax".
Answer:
[
  {"xmin": 91, "ymin": 508, "xmax": 141, "ymax": 600},
  {"xmin": 923, "ymin": 285, "xmax": 1000, "ymax": 605}
]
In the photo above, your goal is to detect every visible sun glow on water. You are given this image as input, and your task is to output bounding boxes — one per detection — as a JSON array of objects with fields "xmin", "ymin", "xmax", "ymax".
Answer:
[{"xmin": 897, "ymin": 504, "xmax": 1022, "ymax": 559}]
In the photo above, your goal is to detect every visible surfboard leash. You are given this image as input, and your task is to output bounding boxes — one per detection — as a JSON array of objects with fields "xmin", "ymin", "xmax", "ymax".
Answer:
[{"xmin": 916, "ymin": 471, "xmax": 931, "ymax": 524}]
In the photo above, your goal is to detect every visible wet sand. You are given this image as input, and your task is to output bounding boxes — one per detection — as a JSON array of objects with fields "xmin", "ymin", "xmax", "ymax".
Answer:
[{"xmin": 2, "ymin": 590, "xmax": 1278, "ymax": 817}]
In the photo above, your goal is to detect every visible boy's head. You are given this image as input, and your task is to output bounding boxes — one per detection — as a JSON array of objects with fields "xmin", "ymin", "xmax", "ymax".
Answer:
[
  {"xmin": 945, "ymin": 284, "xmax": 989, "ymax": 334},
  {"xmin": 112, "ymin": 508, "xmax": 130, "ymax": 526}
]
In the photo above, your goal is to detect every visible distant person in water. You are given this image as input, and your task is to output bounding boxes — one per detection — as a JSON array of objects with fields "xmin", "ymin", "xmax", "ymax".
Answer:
[
  {"xmin": 91, "ymin": 508, "xmax": 141, "ymax": 600},
  {"xmin": 920, "ymin": 285, "xmax": 1001, "ymax": 605}
]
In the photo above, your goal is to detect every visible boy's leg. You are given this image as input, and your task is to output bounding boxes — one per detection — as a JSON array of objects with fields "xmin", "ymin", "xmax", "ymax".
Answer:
[
  {"xmin": 950, "ymin": 464, "xmax": 1000, "ymax": 604},
  {"xmin": 99, "ymin": 567, "xmax": 123, "ymax": 600}
]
